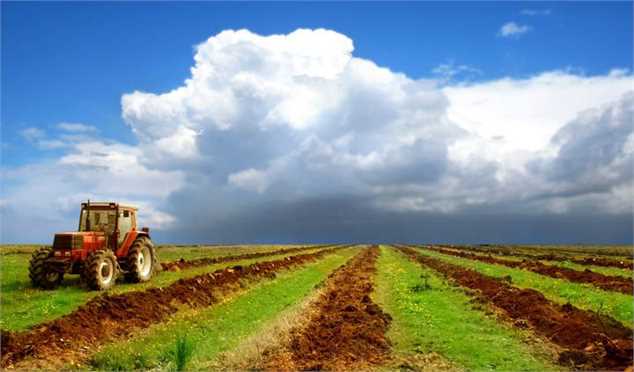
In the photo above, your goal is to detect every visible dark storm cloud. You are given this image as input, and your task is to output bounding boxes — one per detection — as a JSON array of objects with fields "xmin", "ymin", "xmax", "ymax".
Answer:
[{"xmin": 154, "ymin": 195, "xmax": 633, "ymax": 244}]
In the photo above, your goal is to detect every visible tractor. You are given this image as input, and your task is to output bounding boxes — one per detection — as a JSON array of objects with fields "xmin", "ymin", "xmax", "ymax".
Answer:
[{"xmin": 29, "ymin": 201, "xmax": 158, "ymax": 290}]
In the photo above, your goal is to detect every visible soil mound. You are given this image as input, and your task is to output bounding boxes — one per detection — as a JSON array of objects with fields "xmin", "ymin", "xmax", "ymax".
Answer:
[
  {"xmin": 443, "ymin": 244, "xmax": 634, "ymax": 271},
  {"xmin": 428, "ymin": 246, "xmax": 633, "ymax": 294},
  {"xmin": 398, "ymin": 246, "xmax": 633, "ymax": 371},
  {"xmin": 1, "ymin": 246, "xmax": 347, "ymax": 368},
  {"xmin": 161, "ymin": 244, "xmax": 336, "ymax": 271},
  {"xmin": 263, "ymin": 246, "xmax": 391, "ymax": 371}
]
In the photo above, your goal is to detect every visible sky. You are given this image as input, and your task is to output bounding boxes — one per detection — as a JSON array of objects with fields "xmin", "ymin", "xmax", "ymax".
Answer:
[{"xmin": 1, "ymin": 2, "xmax": 633, "ymax": 244}]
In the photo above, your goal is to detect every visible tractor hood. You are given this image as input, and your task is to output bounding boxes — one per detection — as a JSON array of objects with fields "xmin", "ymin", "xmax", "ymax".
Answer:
[
  {"xmin": 56, "ymin": 231, "xmax": 105, "ymax": 237},
  {"xmin": 53, "ymin": 231, "xmax": 104, "ymax": 250}
]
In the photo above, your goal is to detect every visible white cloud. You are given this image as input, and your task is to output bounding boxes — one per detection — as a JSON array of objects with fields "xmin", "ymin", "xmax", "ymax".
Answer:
[
  {"xmin": 20, "ymin": 127, "xmax": 67, "ymax": 149},
  {"xmin": 57, "ymin": 122, "xmax": 98, "ymax": 133},
  {"xmin": 2, "ymin": 28, "xmax": 633, "ymax": 243},
  {"xmin": 432, "ymin": 61, "xmax": 482, "ymax": 83},
  {"xmin": 498, "ymin": 22, "xmax": 531, "ymax": 38},
  {"xmin": 444, "ymin": 70, "xmax": 634, "ymax": 154},
  {"xmin": 521, "ymin": 9, "xmax": 551, "ymax": 16},
  {"xmin": 2, "ymin": 129, "xmax": 185, "ymax": 240},
  {"xmin": 20, "ymin": 127, "xmax": 45, "ymax": 142},
  {"xmin": 228, "ymin": 168, "xmax": 271, "ymax": 193}
]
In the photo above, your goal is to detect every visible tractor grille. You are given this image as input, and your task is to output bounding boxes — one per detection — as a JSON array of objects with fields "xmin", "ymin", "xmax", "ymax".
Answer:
[{"xmin": 53, "ymin": 235, "xmax": 81, "ymax": 250}]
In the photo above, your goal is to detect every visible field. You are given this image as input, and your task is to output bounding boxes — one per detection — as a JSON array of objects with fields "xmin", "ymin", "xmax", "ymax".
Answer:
[{"xmin": 1, "ymin": 244, "xmax": 632, "ymax": 371}]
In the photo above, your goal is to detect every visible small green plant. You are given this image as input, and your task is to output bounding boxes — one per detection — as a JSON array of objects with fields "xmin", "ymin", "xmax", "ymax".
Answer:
[
  {"xmin": 411, "ymin": 274, "xmax": 432, "ymax": 292},
  {"xmin": 174, "ymin": 335, "xmax": 195, "ymax": 371}
]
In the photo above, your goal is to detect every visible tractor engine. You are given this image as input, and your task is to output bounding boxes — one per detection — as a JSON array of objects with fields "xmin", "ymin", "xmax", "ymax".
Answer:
[{"xmin": 49, "ymin": 232, "xmax": 106, "ymax": 273}]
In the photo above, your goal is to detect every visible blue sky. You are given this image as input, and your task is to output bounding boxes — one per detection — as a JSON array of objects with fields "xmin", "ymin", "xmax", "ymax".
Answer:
[
  {"xmin": 2, "ymin": 2, "xmax": 633, "ymax": 243},
  {"xmin": 3, "ymin": 2, "xmax": 631, "ymax": 165}
]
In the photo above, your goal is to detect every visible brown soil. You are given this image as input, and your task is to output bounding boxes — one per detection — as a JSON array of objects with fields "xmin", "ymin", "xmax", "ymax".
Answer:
[
  {"xmin": 160, "ymin": 244, "xmax": 337, "ymax": 271},
  {"xmin": 0, "ymin": 246, "xmax": 348, "ymax": 369},
  {"xmin": 261, "ymin": 245, "xmax": 392, "ymax": 371},
  {"xmin": 427, "ymin": 246, "xmax": 633, "ymax": 294},
  {"xmin": 397, "ymin": 245, "xmax": 633, "ymax": 371},
  {"xmin": 442, "ymin": 244, "xmax": 634, "ymax": 271}
]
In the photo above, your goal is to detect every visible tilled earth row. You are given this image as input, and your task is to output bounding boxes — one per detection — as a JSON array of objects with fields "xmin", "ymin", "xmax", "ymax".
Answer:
[
  {"xmin": 160, "ymin": 244, "xmax": 337, "ymax": 271},
  {"xmin": 260, "ymin": 245, "xmax": 392, "ymax": 371},
  {"xmin": 426, "ymin": 246, "xmax": 633, "ymax": 294},
  {"xmin": 396, "ymin": 245, "xmax": 633, "ymax": 371},
  {"xmin": 0, "ymin": 246, "xmax": 350, "ymax": 369},
  {"xmin": 441, "ymin": 244, "xmax": 634, "ymax": 271}
]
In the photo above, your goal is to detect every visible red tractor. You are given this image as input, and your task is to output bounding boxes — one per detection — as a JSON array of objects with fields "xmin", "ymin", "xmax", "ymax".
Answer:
[{"xmin": 29, "ymin": 201, "xmax": 158, "ymax": 290}]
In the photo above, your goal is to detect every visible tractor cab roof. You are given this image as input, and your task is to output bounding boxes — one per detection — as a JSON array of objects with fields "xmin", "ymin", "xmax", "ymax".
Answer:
[{"xmin": 81, "ymin": 202, "xmax": 138, "ymax": 210}]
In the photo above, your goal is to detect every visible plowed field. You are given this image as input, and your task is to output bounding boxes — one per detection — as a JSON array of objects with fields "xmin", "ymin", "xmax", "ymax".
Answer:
[{"xmin": 0, "ymin": 244, "xmax": 631, "ymax": 371}]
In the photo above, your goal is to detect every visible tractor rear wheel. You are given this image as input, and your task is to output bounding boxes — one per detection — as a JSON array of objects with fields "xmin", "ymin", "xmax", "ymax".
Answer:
[
  {"xmin": 125, "ymin": 236, "xmax": 156, "ymax": 283},
  {"xmin": 84, "ymin": 250, "xmax": 118, "ymax": 290},
  {"xmin": 29, "ymin": 247, "xmax": 63, "ymax": 289}
]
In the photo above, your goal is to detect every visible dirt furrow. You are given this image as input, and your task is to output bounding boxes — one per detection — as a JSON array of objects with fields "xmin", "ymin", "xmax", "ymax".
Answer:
[
  {"xmin": 441, "ymin": 244, "xmax": 634, "ymax": 270},
  {"xmin": 426, "ymin": 246, "xmax": 633, "ymax": 294},
  {"xmin": 396, "ymin": 245, "xmax": 633, "ymax": 371},
  {"xmin": 0, "ymin": 246, "xmax": 349, "ymax": 369},
  {"xmin": 260, "ymin": 245, "xmax": 392, "ymax": 371},
  {"xmin": 160, "ymin": 244, "xmax": 337, "ymax": 271}
]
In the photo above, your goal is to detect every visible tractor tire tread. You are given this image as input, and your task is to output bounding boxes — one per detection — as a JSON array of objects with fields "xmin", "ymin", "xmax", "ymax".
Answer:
[
  {"xmin": 29, "ymin": 247, "xmax": 62, "ymax": 289},
  {"xmin": 125, "ymin": 237, "xmax": 155, "ymax": 283},
  {"xmin": 84, "ymin": 250, "xmax": 118, "ymax": 290}
]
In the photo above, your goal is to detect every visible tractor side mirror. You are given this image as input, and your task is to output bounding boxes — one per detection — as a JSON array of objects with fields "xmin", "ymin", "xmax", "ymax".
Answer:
[{"xmin": 141, "ymin": 227, "xmax": 150, "ymax": 233}]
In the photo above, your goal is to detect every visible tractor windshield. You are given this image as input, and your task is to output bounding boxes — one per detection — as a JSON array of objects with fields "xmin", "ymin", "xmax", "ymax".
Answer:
[{"xmin": 79, "ymin": 209, "xmax": 117, "ymax": 234}]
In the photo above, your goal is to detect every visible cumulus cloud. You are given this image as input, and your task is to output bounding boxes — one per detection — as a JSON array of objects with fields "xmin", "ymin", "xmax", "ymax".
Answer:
[
  {"xmin": 1, "ymin": 129, "xmax": 184, "ymax": 242},
  {"xmin": 498, "ymin": 22, "xmax": 531, "ymax": 38},
  {"xmin": 2, "ymin": 28, "xmax": 633, "ymax": 243}
]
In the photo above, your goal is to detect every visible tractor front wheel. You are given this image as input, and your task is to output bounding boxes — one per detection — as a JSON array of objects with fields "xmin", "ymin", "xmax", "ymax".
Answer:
[
  {"xmin": 125, "ymin": 237, "xmax": 156, "ymax": 283},
  {"xmin": 84, "ymin": 250, "xmax": 118, "ymax": 290},
  {"xmin": 29, "ymin": 247, "xmax": 63, "ymax": 289}
]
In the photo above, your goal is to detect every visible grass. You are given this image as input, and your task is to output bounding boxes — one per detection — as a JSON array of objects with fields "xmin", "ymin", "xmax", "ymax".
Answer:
[
  {"xmin": 546, "ymin": 259, "xmax": 632, "ymax": 278},
  {"xmin": 521, "ymin": 245, "xmax": 634, "ymax": 258},
  {"xmin": 471, "ymin": 245, "xmax": 634, "ymax": 258},
  {"xmin": 89, "ymin": 247, "xmax": 357, "ymax": 371},
  {"xmin": 374, "ymin": 246, "xmax": 560, "ymax": 372},
  {"xmin": 0, "ymin": 245, "xmax": 323, "ymax": 331},
  {"xmin": 443, "ymin": 247, "xmax": 633, "ymax": 278},
  {"xmin": 174, "ymin": 335, "xmax": 195, "ymax": 371},
  {"xmin": 416, "ymin": 248, "xmax": 634, "ymax": 326}
]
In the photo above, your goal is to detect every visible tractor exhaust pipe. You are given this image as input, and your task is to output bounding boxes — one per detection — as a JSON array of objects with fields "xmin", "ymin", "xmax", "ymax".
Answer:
[{"xmin": 85, "ymin": 199, "xmax": 91, "ymax": 231}]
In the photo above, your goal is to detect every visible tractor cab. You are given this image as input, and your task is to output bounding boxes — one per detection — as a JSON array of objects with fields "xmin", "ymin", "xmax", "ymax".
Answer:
[
  {"xmin": 30, "ymin": 201, "xmax": 157, "ymax": 291},
  {"xmin": 78, "ymin": 202, "xmax": 139, "ymax": 251}
]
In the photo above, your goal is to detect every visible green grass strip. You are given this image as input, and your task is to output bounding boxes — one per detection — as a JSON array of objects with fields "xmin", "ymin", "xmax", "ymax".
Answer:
[
  {"xmin": 546, "ymin": 260, "xmax": 632, "ymax": 278},
  {"xmin": 450, "ymin": 248, "xmax": 632, "ymax": 278},
  {"xmin": 0, "ymin": 247, "xmax": 324, "ymax": 331},
  {"xmin": 416, "ymin": 248, "xmax": 633, "ymax": 326},
  {"xmin": 89, "ymin": 248, "xmax": 357, "ymax": 371},
  {"xmin": 374, "ymin": 246, "xmax": 560, "ymax": 372}
]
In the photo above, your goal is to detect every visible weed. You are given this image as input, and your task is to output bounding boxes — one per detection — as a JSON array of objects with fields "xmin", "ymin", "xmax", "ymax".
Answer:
[
  {"xmin": 411, "ymin": 274, "xmax": 432, "ymax": 292},
  {"xmin": 174, "ymin": 335, "xmax": 195, "ymax": 371}
]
